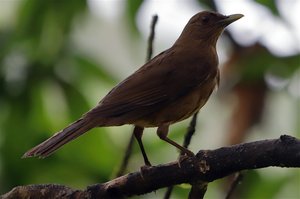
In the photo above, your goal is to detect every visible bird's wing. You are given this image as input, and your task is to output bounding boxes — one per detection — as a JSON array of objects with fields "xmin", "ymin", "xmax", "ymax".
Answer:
[{"xmin": 86, "ymin": 49, "xmax": 215, "ymax": 123}]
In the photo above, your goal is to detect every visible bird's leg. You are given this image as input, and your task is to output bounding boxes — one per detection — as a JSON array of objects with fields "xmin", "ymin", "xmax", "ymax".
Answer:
[
  {"xmin": 157, "ymin": 124, "xmax": 194, "ymax": 157},
  {"xmin": 133, "ymin": 125, "xmax": 152, "ymax": 166}
]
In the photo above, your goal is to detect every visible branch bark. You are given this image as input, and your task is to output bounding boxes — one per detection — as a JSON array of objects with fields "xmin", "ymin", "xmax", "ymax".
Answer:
[{"xmin": 2, "ymin": 135, "xmax": 299, "ymax": 199}]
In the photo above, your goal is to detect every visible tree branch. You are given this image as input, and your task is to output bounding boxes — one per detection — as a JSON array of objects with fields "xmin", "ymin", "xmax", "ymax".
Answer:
[{"xmin": 2, "ymin": 135, "xmax": 299, "ymax": 199}]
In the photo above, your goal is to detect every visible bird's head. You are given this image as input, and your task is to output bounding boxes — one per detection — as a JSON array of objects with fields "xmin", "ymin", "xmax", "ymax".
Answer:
[{"xmin": 177, "ymin": 11, "xmax": 243, "ymax": 46}]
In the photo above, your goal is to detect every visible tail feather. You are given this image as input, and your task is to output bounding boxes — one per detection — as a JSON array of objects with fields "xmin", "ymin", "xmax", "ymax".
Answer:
[{"xmin": 23, "ymin": 118, "xmax": 95, "ymax": 158}]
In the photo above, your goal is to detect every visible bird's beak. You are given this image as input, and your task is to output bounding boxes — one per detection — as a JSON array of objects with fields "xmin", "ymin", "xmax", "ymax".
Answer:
[{"xmin": 218, "ymin": 14, "xmax": 244, "ymax": 26}]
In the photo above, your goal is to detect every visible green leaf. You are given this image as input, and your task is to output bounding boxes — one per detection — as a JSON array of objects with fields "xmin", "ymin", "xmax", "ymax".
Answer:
[
  {"xmin": 126, "ymin": 0, "xmax": 144, "ymax": 35},
  {"xmin": 196, "ymin": 0, "xmax": 216, "ymax": 10},
  {"xmin": 254, "ymin": 0, "xmax": 280, "ymax": 16},
  {"xmin": 58, "ymin": 80, "xmax": 90, "ymax": 120},
  {"xmin": 15, "ymin": 0, "xmax": 87, "ymax": 62},
  {"xmin": 241, "ymin": 170, "xmax": 292, "ymax": 199},
  {"xmin": 73, "ymin": 55, "xmax": 116, "ymax": 85}
]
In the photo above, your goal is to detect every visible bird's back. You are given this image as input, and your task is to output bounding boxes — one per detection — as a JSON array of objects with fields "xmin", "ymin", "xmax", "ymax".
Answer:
[{"xmin": 86, "ymin": 44, "xmax": 219, "ymax": 127}]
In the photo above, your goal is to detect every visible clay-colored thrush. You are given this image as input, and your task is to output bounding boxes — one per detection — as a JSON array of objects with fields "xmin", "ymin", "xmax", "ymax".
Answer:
[{"xmin": 23, "ymin": 11, "xmax": 243, "ymax": 165}]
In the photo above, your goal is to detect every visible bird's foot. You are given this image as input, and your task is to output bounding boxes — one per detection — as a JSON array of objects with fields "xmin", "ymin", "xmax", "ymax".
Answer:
[
  {"xmin": 183, "ymin": 149, "xmax": 195, "ymax": 157},
  {"xmin": 178, "ymin": 152, "xmax": 194, "ymax": 168},
  {"xmin": 139, "ymin": 164, "xmax": 152, "ymax": 180}
]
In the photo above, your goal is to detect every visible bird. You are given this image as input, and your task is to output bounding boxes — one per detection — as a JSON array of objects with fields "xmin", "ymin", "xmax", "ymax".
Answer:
[{"xmin": 23, "ymin": 11, "xmax": 243, "ymax": 166}]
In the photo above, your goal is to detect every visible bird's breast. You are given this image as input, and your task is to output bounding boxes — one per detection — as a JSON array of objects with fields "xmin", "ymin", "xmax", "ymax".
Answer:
[{"xmin": 135, "ymin": 69, "xmax": 219, "ymax": 127}]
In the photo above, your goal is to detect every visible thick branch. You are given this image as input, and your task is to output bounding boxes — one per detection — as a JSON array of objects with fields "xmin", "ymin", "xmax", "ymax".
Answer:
[{"xmin": 2, "ymin": 135, "xmax": 299, "ymax": 199}]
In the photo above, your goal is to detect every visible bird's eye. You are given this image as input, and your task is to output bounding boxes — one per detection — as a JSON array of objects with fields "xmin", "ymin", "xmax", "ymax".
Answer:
[{"xmin": 201, "ymin": 16, "xmax": 209, "ymax": 23}]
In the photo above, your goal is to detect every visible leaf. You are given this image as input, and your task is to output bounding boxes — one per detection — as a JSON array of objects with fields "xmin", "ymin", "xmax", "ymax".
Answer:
[
  {"xmin": 58, "ymin": 80, "xmax": 90, "ymax": 120},
  {"xmin": 242, "ymin": 170, "xmax": 292, "ymax": 199},
  {"xmin": 73, "ymin": 55, "xmax": 117, "ymax": 85},
  {"xmin": 15, "ymin": 0, "xmax": 87, "ymax": 62},
  {"xmin": 254, "ymin": 0, "xmax": 280, "ymax": 16},
  {"xmin": 125, "ymin": 0, "xmax": 144, "ymax": 35},
  {"xmin": 196, "ymin": 0, "xmax": 216, "ymax": 10}
]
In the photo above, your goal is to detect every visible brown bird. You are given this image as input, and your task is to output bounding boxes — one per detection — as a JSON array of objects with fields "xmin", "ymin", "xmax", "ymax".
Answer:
[{"xmin": 23, "ymin": 11, "xmax": 243, "ymax": 166}]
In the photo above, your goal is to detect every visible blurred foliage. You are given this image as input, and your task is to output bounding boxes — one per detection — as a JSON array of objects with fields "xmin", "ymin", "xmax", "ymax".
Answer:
[
  {"xmin": 254, "ymin": 0, "xmax": 280, "ymax": 15},
  {"xmin": 0, "ymin": 0, "xmax": 299, "ymax": 198},
  {"xmin": 125, "ymin": 0, "xmax": 143, "ymax": 35},
  {"xmin": 225, "ymin": 44, "xmax": 300, "ymax": 83},
  {"xmin": 0, "ymin": 0, "xmax": 118, "ymax": 193}
]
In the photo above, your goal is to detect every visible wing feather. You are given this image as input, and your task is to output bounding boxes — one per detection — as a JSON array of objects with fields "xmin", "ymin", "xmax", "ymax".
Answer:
[{"xmin": 87, "ymin": 49, "xmax": 215, "ymax": 123}]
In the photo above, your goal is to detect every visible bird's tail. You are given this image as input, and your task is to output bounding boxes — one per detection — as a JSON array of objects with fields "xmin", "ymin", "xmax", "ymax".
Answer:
[{"xmin": 22, "ymin": 118, "xmax": 95, "ymax": 158}]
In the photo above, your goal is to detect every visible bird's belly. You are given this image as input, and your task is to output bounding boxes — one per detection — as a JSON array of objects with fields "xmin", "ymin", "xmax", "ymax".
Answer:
[{"xmin": 135, "ymin": 80, "xmax": 216, "ymax": 127}]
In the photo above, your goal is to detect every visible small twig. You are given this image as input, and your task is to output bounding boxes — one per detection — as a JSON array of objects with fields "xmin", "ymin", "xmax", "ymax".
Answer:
[
  {"xmin": 163, "ymin": 186, "xmax": 173, "ymax": 199},
  {"xmin": 116, "ymin": 133, "xmax": 135, "ymax": 177},
  {"xmin": 146, "ymin": 14, "xmax": 158, "ymax": 61},
  {"xmin": 164, "ymin": 112, "xmax": 199, "ymax": 198},
  {"xmin": 188, "ymin": 182, "xmax": 208, "ymax": 199},
  {"xmin": 225, "ymin": 172, "xmax": 243, "ymax": 199},
  {"xmin": 116, "ymin": 14, "xmax": 159, "ymax": 177},
  {"xmin": 182, "ymin": 112, "xmax": 199, "ymax": 150}
]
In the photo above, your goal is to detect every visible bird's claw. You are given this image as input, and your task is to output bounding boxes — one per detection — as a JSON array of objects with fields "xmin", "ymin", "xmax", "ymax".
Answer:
[
  {"xmin": 139, "ymin": 164, "xmax": 152, "ymax": 180},
  {"xmin": 178, "ymin": 152, "xmax": 194, "ymax": 168}
]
